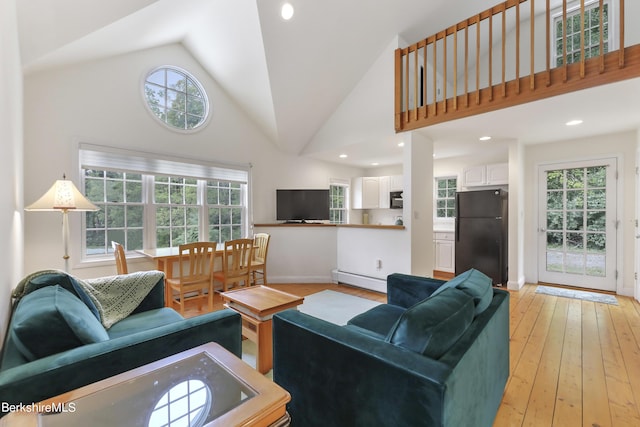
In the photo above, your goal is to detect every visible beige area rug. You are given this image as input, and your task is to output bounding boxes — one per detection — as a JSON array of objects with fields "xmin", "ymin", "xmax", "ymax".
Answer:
[
  {"xmin": 242, "ymin": 290, "xmax": 381, "ymax": 375},
  {"xmin": 535, "ymin": 285, "xmax": 618, "ymax": 305}
]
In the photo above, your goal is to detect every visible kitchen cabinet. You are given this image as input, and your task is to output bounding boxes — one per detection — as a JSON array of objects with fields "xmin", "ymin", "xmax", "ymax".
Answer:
[
  {"xmin": 462, "ymin": 163, "xmax": 508, "ymax": 187},
  {"xmin": 352, "ymin": 177, "xmax": 380, "ymax": 209},
  {"xmin": 378, "ymin": 176, "xmax": 390, "ymax": 209},
  {"xmin": 433, "ymin": 232, "xmax": 455, "ymax": 273},
  {"xmin": 390, "ymin": 175, "xmax": 403, "ymax": 191}
]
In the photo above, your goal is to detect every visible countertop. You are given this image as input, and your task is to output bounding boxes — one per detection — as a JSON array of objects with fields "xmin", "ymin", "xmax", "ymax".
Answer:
[{"xmin": 254, "ymin": 223, "xmax": 405, "ymax": 230}]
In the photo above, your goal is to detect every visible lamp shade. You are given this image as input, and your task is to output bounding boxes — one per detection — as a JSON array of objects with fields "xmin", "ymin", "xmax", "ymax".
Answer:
[{"xmin": 25, "ymin": 178, "xmax": 98, "ymax": 212}]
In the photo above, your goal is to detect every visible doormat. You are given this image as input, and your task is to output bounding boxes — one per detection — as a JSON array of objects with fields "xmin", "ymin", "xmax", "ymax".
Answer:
[{"xmin": 535, "ymin": 285, "xmax": 618, "ymax": 305}]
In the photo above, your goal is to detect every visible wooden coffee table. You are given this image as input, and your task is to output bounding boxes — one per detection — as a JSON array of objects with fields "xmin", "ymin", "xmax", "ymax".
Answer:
[
  {"xmin": 0, "ymin": 342, "xmax": 290, "ymax": 427},
  {"xmin": 221, "ymin": 286, "xmax": 304, "ymax": 374}
]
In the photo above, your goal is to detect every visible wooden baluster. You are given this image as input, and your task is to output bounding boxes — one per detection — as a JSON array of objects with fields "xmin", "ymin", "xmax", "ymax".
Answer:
[
  {"xmin": 443, "ymin": 31, "xmax": 447, "ymax": 113},
  {"xmin": 530, "ymin": 0, "xmax": 535, "ymax": 90},
  {"xmin": 405, "ymin": 49, "xmax": 409, "ymax": 121},
  {"xmin": 465, "ymin": 22, "xmax": 469, "ymax": 107},
  {"xmin": 516, "ymin": 0, "xmax": 521, "ymax": 94},
  {"xmin": 546, "ymin": 0, "xmax": 551, "ymax": 86},
  {"xmin": 580, "ymin": 0, "xmax": 585, "ymax": 78},
  {"xmin": 476, "ymin": 16, "xmax": 481, "ymax": 105},
  {"xmin": 619, "ymin": 0, "xmax": 625, "ymax": 68},
  {"xmin": 424, "ymin": 42, "xmax": 428, "ymax": 118},
  {"xmin": 563, "ymin": 0, "xmax": 568, "ymax": 82},
  {"xmin": 454, "ymin": 27, "xmax": 458, "ymax": 111},
  {"xmin": 433, "ymin": 38, "xmax": 437, "ymax": 115},
  {"xmin": 501, "ymin": 7, "xmax": 506, "ymax": 97},
  {"xmin": 414, "ymin": 46, "xmax": 418, "ymax": 120},
  {"xmin": 394, "ymin": 48, "xmax": 402, "ymax": 130},
  {"xmin": 490, "ymin": 12, "xmax": 495, "ymax": 101}
]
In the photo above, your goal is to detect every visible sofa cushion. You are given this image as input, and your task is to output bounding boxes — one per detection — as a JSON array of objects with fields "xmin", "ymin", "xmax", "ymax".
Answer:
[
  {"xmin": 10, "ymin": 286, "xmax": 109, "ymax": 361},
  {"xmin": 13, "ymin": 271, "xmax": 101, "ymax": 320},
  {"xmin": 347, "ymin": 303, "xmax": 406, "ymax": 337},
  {"xmin": 386, "ymin": 287, "xmax": 475, "ymax": 359},
  {"xmin": 432, "ymin": 268, "xmax": 493, "ymax": 315},
  {"xmin": 107, "ymin": 308, "xmax": 183, "ymax": 339}
]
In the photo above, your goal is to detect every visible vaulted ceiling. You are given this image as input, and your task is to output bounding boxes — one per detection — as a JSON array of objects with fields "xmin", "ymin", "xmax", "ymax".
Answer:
[{"xmin": 16, "ymin": 0, "xmax": 640, "ymax": 167}]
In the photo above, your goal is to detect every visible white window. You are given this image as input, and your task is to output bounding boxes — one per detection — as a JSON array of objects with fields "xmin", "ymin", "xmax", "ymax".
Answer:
[
  {"xmin": 143, "ymin": 66, "xmax": 210, "ymax": 131},
  {"xmin": 553, "ymin": 0, "xmax": 613, "ymax": 67},
  {"xmin": 435, "ymin": 177, "xmax": 457, "ymax": 218},
  {"xmin": 80, "ymin": 144, "xmax": 249, "ymax": 258},
  {"xmin": 329, "ymin": 183, "xmax": 349, "ymax": 224}
]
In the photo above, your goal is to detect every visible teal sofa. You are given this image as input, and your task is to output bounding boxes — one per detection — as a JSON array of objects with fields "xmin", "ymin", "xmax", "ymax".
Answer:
[
  {"xmin": 0, "ymin": 271, "xmax": 241, "ymax": 416},
  {"xmin": 272, "ymin": 269, "xmax": 510, "ymax": 427}
]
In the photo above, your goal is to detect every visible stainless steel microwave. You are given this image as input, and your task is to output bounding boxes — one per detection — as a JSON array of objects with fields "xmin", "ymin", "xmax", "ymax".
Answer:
[{"xmin": 390, "ymin": 191, "xmax": 403, "ymax": 209}]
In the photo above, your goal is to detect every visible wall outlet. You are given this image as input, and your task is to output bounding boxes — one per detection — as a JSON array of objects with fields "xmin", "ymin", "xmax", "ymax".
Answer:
[{"xmin": 376, "ymin": 259, "xmax": 382, "ymax": 269}]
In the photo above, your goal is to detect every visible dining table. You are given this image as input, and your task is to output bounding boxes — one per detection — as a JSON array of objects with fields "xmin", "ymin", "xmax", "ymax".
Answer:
[{"xmin": 136, "ymin": 242, "xmax": 258, "ymax": 307}]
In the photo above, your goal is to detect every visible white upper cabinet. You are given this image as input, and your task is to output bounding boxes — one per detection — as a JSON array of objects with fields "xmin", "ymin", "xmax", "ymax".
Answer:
[
  {"xmin": 378, "ymin": 176, "xmax": 390, "ymax": 209},
  {"xmin": 390, "ymin": 175, "xmax": 403, "ymax": 191},
  {"xmin": 462, "ymin": 163, "xmax": 508, "ymax": 187},
  {"xmin": 352, "ymin": 177, "xmax": 380, "ymax": 209}
]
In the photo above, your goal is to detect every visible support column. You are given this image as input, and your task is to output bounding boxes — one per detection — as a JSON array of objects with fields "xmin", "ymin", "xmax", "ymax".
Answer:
[
  {"xmin": 508, "ymin": 139, "xmax": 525, "ymax": 290},
  {"xmin": 403, "ymin": 132, "xmax": 434, "ymax": 277}
]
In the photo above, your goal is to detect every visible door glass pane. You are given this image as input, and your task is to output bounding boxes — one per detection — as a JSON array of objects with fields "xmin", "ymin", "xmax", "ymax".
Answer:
[{"xmin": 544, "ymin": 165, "xmax": 608, "ymax": 278}]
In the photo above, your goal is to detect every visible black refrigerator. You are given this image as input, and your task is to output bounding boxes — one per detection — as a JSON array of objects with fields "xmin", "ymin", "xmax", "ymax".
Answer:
[{"xmin": 455, "ymin": 189, "xmax": 508, "ymax": 285}]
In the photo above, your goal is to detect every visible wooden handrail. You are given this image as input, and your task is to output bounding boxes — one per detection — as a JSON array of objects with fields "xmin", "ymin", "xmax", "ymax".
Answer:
[{"xmin": 394, "ymin": 0, "xmax": 637, "ymax": 132}]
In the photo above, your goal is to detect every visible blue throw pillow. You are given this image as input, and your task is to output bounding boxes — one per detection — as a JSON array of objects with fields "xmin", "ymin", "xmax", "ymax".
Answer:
[
  {"xmin": 431, "ymin": 268, "xmax": 493, "ymax": 315},
  {"xmin": 386, "ymin": 287, "xmax": 475, "ymax": 359},
  {"xmin": 10, "ymin": 285, "xmax": 109, "ymax": 361}
]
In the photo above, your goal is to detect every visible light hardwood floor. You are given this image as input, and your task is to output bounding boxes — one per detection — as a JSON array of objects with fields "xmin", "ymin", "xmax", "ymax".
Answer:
[{"xmin": 185, "ymin": 282, "xmax": 640, "ymax": 427}]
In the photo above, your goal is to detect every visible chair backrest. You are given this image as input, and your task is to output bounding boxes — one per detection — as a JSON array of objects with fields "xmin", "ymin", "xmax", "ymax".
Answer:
[
  {"xmin": 111, "ymin": 241, "xmax": 128, "ymax": 275},
  {"xmin": 253, "ymin": 233, "xmax": 270, "ymax": 264},
  {"xmin": 222, "ymin": 239, "xmax": 254, "ymax": 279},
  {"xmin": 178, "ymin": 242, "xmax": 217, "ymax": 283}
]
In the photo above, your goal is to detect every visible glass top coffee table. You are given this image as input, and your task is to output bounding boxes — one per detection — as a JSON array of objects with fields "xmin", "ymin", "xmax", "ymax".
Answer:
[{"xmin": 0, "ymin": 342, "xmax": 290, "ymax": 427}]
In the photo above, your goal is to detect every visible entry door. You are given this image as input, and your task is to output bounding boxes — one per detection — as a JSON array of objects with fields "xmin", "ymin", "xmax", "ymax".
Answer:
[{"xmin": 537, "ymin": 159, "xmax": 617, "ymax": 291}]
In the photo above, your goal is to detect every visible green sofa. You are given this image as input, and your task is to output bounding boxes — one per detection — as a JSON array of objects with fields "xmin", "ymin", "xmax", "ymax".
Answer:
[
  {"xmin": 272, "ymin": 269, "xmax": 510, "ymax": 427},
  {"xmin": 0, "ymin": 271, "xmax": 241, "ymax": 416}
]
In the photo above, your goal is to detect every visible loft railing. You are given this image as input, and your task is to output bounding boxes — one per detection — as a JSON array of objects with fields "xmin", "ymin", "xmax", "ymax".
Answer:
[{"xmin": 395, "ymin": 0, "xmax": 639, "ymax": 132}]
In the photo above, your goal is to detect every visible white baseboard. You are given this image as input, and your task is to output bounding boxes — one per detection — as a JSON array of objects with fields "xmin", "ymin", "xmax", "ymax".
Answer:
[{"xmin": 332, "ymin": 270, "xmax": 387, "ymax": 293}]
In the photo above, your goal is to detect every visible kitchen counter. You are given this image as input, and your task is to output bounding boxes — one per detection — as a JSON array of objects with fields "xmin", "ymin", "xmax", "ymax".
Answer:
[{"xmin": 254, "ymin": 223, "xmax": 405, "ymax": 230}]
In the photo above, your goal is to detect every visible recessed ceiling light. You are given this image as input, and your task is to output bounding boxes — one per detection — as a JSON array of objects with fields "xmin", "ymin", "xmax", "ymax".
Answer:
[
  {"xmin": 566, "ymin": 119, "xmax": 583, "ymax": 126},
  {"xmin": 479, "ymin": 136, "xmax": 492, "ymax": 141},
  {"xmin": 281, "ymin": 3, "xmax": 294, "ymax": 20},
  {"xmin": 371, "ymin": 162, "xmax": 379, "ymax": 166},
  {"xmin": 339, "ymin": 154, "xmax": 348, "ymax": 158},
  {"xmin": 397, "ymin": 142, "xmax": 405, "ymax": 147}
]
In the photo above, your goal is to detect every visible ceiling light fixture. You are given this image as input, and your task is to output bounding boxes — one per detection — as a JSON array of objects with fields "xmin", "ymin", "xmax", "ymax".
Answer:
[
  {"xmin": 339, "ymin": 154, "xmax": 348, "ymax": 158},
  {"xmin": 479, "ymin": 136, "xmax": 492, "ymax": 141},
  {"xmin": 566, "ymin": 119, "xmax": 583, "ymax": 126},
  {"xmin": 371, "ymin": 162, "xmax": 379, "ymax": 166},
  {"xmin": 397, "ymin": 142, "xmax": 405, "ymax": 147},
  {"xmin": 281, "ymin": 3, "xmax": 294, "ymax": 20}
]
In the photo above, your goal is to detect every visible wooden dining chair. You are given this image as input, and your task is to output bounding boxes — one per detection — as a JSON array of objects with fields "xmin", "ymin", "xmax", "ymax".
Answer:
[
  {"xmin": 250, "ymin": 233, "xmax": 270, "ymax": 286},
  {"xmin": 111, "ymin": 241, "xmax": 128, "ymax": 275},
  {"xmin": 213, "ymin": 239, "xmax": 254, "ymax": 292},
  {"xmin": 166, "ymin": 242, "xmax": 216, "ymax": 315}
]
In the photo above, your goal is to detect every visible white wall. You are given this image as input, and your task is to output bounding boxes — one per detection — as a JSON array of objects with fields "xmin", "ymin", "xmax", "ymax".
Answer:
[
  {"xmin": 22, "ymin": 43, "xmax": 360, "ymax": 280},
  {"xmin": 524, "ymin": 130, "xmax": 637, "ymax": 296},
  {"xmin": 0, "ymin": 0, "xmax": 24, "ymax": 343}
]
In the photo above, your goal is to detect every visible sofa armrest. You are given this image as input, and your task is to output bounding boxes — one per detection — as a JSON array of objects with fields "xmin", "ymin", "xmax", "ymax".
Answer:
[
  {"xmin": 386, "ymin": 273, "xmax": 446, "ymax": 308},
  {"xmin": 0, "ymin": 308, "xmax": 241, "ymax": 416},
  {"xmin": 273, "ymin": 310, "xmax": 452, "ymax": 427}
]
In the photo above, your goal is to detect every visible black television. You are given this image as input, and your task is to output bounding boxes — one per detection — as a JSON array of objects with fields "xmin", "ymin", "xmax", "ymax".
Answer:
[{"xmin": 276, "ymin": 189, "xmax": 330, "ymax": 222}]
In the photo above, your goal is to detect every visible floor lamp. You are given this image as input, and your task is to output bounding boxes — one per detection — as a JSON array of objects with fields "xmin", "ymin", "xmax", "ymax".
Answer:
[{"xmin": 25, "ymin": 174, "xmax": 99, "ymax": 272}]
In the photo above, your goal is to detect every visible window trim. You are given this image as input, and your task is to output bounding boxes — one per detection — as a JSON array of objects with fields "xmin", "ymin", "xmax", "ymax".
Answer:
[
  {"xmin": 329, "ymin": 180, "xmax": 350, "ymax": 224},
  {"xmin": 551, "ymin": 0, "xmax": 616, "ymax": 68},
  {"xmin": 434, "ymin": 176, "xmax": 457, "ymax": 220},
  {"xmin": 142, "ymin": 65, "xmax": 211, "ymax": 133},
  {"xmin": 78, "ymin": 144, "xmax": 251, "ymax": 263}
]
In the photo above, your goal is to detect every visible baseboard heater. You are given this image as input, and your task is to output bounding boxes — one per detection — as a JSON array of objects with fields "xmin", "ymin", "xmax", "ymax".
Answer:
[{"xmin": 332, "ymin": 270, "xmax": 386, "ymax": 293}]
